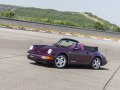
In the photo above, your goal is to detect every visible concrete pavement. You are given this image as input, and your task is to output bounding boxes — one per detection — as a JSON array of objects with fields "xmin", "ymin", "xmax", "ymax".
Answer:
[{"xmin": 0, "ymin": 28, "xmax": 120, "ymax": 90}]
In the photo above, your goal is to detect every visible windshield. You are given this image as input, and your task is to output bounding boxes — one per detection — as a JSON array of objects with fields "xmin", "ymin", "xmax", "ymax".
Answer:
[{"xmin": 55, "ymin": 39, "xmax": 77, "ymax": 47}]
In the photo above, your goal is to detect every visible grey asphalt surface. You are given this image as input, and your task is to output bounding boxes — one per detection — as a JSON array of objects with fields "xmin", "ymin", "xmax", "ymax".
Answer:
[
  {"xmin": 0, "ymin": 18, "xmax": 120, "ymax": 39},
  {"xmin": 0, "ymin": 28, "xmax": 120, "ymax": 90}
]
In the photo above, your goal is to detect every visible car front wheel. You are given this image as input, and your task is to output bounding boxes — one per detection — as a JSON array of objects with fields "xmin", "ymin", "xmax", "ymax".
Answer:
[
  {"xmin": 91, "ymin": 57, "xmax": 101, "ymax": 70},
  {"xmin": 54, "ymin": 54, "xmax": 67, "ymax": 68}
]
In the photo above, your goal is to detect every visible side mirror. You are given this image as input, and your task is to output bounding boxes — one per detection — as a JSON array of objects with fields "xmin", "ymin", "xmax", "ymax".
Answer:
[{"xmin": 74, "ymin": 44, "xmax": 80, "ymax": 50}]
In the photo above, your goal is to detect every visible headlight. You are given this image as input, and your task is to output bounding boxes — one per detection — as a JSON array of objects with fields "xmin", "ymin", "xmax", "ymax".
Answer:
[
  {"xmin": 29, "ymin": 45, "xmax": 34, "ymax": 50},
  {"xmin": 47, "ymin": 49, "xmax": 52, "ymax": 54}
]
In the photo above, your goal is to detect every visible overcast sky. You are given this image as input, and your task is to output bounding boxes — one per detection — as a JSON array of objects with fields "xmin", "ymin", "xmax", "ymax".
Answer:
[{"xmin": 0, "ymin": 0, "xmax": 120, "ymax": 26}]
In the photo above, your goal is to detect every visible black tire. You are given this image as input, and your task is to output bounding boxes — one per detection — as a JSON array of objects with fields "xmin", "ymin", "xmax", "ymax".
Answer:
[
  {"xmin": 91, "ymin": 57, "xmax": 101, "ymax": 70},
  {"xmin": 54, "ymin": 54, "xmax": 67, "ymax": 68}
]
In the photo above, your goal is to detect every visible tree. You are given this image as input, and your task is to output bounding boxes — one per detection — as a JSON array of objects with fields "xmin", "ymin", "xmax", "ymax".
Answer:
[
  {"xmin": 110, "ymin": 26, "xmax": 120, "ymax": 32},
  {"xmin": 94, "ymin": 22, "xmax": 105, "ymax": 30},
  {"xmin": 1, "ymin": 10, "xmax": 15, "ymax": 18}
]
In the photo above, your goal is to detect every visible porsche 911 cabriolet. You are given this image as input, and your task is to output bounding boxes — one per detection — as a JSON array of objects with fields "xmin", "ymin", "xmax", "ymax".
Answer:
[{"xmin": 27, "ymin": 38, "xmax": 107, "ymax": 69}]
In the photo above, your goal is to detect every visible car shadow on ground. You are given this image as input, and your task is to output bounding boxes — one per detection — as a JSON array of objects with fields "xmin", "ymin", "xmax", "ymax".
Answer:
[
  {"xmin": 30, "ymin": 62, "xmax": 54, "ymax": 68},
  {"xmin": 30, "ymin": 62, "xmax": 109, "ymax": 70},
  {"xmin": 67, "ymin": 65, "xmax": 109, "ymax": 70}
]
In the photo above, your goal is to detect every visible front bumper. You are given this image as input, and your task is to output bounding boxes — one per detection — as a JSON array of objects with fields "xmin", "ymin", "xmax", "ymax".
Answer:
[{"xmin": 27, "ymin": 53, "xmax": 54, "ymax": 64}]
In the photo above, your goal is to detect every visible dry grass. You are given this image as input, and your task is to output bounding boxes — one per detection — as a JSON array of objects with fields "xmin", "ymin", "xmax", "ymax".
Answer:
[{"xmin": 0, "ymin": 24, "xmax": 119, "ymax": 42}]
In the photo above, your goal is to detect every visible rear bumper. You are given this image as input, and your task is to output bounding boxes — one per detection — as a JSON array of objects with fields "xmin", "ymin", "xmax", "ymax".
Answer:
[
  {"xmin": 102, "ymin": 59, "xmax": 107, "ymax": 66},
  {"xmin": 27, "ymin": 53, "xmax": 54, "ymax": 64},
  {"xmin": 101, "ymin": 55, "xmax": 107, "ymax": 66}
]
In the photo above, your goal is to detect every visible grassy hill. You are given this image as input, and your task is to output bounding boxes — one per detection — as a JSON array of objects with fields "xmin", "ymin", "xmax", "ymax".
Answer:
[{"xmin": 0, "ymin": 4, "xmax": 120, "ymax": 32}]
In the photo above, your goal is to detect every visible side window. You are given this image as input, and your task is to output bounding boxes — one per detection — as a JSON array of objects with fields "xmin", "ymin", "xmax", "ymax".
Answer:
[
  {"xmin": 75, "ymin": 43, "xmax": 80, "ymax": 49},
  {"xmin": 75, "ymin": 43, "xmax": 84, "ymax": 50},
  {"xmin": 79, "ymin": 44, "xmax": 84, "ymax": 50}
]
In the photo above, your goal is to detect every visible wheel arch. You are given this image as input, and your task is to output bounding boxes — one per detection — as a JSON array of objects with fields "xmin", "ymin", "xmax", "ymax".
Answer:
[{"xmin": 58, "ymin": 53, "xmax": 68, "ymax": 61}]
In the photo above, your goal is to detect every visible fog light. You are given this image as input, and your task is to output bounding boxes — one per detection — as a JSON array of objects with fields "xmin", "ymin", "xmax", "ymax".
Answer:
[{"xmin": 41, "ymin": 56, "xmax": 53, "ymax": 60}]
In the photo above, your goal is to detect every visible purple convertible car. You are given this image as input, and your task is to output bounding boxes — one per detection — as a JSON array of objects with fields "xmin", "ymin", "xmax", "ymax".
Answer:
[{"xmin": 27, "ymin": 38, "xmax": 107, "ymax": 69}]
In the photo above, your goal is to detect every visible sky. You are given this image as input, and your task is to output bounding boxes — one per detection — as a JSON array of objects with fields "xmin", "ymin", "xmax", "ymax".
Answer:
[{"xmin": 0, "ymin": 0, "xmax": 120, "ymax": 26}]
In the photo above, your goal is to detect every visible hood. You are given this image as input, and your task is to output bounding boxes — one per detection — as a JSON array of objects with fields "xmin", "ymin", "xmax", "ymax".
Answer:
[
  {"xmin": 32, "ymin": 45, "xmax": 70, "ymax": 55},
  {"xmin": 36, "ymin": 45, "xmax": 56, "ymax": 54}
]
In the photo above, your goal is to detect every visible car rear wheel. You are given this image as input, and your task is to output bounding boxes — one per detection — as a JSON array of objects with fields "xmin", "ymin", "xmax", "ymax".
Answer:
[
  {"xmin": 54, "ymin": 55, "xmax": 67, "ymax": 68},
  {"xmin": 91, "ymin": 57, "xmax": 101, "ymax": 70}
]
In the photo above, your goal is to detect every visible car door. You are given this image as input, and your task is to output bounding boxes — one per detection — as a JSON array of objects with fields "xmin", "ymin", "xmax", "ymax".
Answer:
[{"xmin": 69, "ymin": 45, "xmax": 92, "ymax": 64}]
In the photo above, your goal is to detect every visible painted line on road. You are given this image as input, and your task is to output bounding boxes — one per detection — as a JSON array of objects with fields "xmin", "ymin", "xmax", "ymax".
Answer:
[{"xmin": 103, "ymin": 65, "xmax": 120, "ymax": 90}]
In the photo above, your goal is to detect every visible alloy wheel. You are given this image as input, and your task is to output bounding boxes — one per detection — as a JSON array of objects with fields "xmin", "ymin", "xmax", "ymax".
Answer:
[
  {"xmin": 55, "ymin": 55, "xmax": 67, "ymax": 68},
  {"xmin": 91, "ymin": 57, "xmax": 101, "ymax": 70}
]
